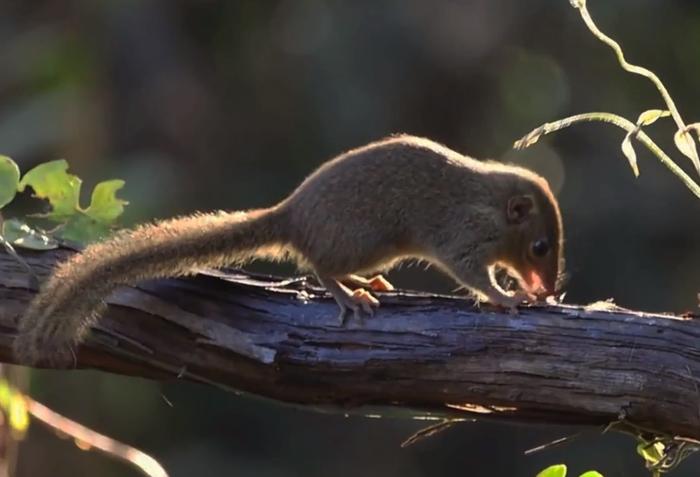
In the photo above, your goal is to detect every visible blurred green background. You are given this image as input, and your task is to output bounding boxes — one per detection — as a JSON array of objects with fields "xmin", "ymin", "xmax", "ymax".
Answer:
[{"xmin": 4, "ymin": 0, "xmax": 700, "ymax": 475}]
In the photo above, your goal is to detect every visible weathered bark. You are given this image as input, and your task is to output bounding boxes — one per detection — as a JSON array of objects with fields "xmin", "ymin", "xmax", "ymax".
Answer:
[{"xmin": 1, "ymin": 248, "xmax": 699, "ymax": 439}]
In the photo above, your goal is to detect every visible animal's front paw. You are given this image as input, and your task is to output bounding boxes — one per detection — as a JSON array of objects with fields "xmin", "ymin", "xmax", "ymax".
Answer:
[
  {"xmin": 337, "ymin": 288, "xmax": 380, "ymax": 324},
  {"xmin": 487, "ymin": 291, "xmax": 535, "ymax": 314}
]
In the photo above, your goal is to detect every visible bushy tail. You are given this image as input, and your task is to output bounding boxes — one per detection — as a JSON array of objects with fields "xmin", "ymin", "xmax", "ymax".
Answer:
[{"xmin": 14, "ymin": 207, "xmax": 287, "ymax": 365}]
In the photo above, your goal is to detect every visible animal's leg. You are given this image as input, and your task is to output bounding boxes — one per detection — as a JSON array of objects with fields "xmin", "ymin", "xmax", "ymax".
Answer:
[
  {"xmin": 341, "ymin": 274, "xmax": 395, "ymax": 292},
  {"xmin": 317, "ymin": 276, "xmax": 379, "ymax": 324},
  {"xmin": 441, "ymin": 254, "xmax": 535, "ymax": 313}
]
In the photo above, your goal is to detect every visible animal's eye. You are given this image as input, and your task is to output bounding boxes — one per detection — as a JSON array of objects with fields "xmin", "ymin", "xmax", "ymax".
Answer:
[{"xmin": 531, "ymin": 239, "xmax": 550, "ymax": 257}]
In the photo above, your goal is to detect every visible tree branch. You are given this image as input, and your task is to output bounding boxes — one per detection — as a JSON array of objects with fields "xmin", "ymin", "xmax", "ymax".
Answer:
[{"xmin": 1, "ymin": 248, "xmax": 699, "ymax": 439}]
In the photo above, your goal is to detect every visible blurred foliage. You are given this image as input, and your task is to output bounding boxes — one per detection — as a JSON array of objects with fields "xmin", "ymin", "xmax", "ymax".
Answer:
[
  {"xmin": 536, "ymin": 465, "xmax": 603, "ymax": 477},
  {"xmin": 0, "ymin": 379, "xmax": 29, "ymax": 439},
  {"xmin": 0, "ymin": 156, "xmax": 19, "ymax": 208},
  {"xmin": 538, "ymin": 464, "xmax": 568, "ymax": 477},
  {"xmin": 3, "ymin": 1, "xmax": 700, "ymax": 476}
]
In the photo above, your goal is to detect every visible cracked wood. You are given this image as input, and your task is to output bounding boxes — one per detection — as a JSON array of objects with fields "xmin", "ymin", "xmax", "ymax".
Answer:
[{"xmin": 1, "ymin": 248, "xmax": 699, "ymax": 438}]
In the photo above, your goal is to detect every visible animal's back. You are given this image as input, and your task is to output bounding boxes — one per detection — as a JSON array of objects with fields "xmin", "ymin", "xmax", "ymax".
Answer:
[{"xmin": 280, "ymin": 135, "xmax": 499, "ymax": 275}]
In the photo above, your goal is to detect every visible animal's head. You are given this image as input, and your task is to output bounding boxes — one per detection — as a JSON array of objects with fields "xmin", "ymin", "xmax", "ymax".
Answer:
[{"xmin": 500, "ymin": 176, "xmax": 564, "ymax": 299}]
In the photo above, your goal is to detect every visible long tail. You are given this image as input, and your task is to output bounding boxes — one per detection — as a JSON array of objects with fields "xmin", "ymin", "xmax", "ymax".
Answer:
[{"xmin": 14, "ymin": 207, "xmax": 288, "ymax": 365}]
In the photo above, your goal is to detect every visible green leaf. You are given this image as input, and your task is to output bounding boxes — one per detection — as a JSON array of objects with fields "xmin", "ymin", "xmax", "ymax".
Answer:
[
  {"xmin": 16, "ymin": 160, "xmax": 126, "ymax": 244},
  {"xmin": 57, "ymin": 214, "xmax": 113, "ymax": 243},
  {"xmin": 674, "ymin": 129, "xmax": 700, "ymax": 175},
  {"xmin": 621, "ymin": 133, "xmax": 639, "ymax": 177},
  {"xmin": 537, "ymin": 465, "xmax": 567, "ymax": 477},
  {"xmin": 2, "ymin": 218, "xmax": 58, "ymax": 250},
  {"xmin": 84, "ymin": 179, "xmax": 128, "ymax": 223},
  {"xmin": 579, "ymin": 472, "xmax": 604, "ymax": 477},
  {"xmin": 637, "ymin": 441, "xmax": 665, "ymax": 465},
  {"xmin": 18, "ymin": 159, "xmax": 82, "ymax": 218},
  {"xmin": 636, "ymin": 109, "xmax": 670, "ymax": 127},
  {"xmin": 0, "ymin": 156, "xmax": 19, "ymax": 209}
]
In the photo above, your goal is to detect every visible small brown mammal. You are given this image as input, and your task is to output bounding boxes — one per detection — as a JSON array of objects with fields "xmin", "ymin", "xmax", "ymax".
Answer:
[{"xmin": 14, "ymin": 135, "xmax": 564, "ymax": 365}]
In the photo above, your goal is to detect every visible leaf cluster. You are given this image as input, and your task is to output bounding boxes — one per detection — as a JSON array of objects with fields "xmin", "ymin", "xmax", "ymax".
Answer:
[{"xmin": 0, "ymin": 157, "xmax": 127, "ymax": 248}]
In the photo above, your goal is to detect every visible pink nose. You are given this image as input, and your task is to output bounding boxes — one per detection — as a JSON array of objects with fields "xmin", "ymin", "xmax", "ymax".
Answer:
[{"xmin": 538, "ymin": 278, "xmax": 557, "ymax": 297}]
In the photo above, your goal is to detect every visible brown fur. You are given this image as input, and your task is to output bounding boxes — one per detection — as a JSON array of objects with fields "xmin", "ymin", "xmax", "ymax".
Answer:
[{"xmin": 14, "ymin": 135, "xmax": 564, "ymax": 365}]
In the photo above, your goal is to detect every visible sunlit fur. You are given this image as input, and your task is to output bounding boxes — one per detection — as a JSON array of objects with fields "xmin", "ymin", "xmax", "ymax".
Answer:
[{"xmin": 14, "ymin": 134, "xmax": 564, "ymax": 365}]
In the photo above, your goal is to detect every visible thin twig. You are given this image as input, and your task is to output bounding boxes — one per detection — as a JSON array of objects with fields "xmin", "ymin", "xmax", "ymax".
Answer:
[
  {"xmin": 400, "ymin": 419, "xmax": 461, "ymax": 448},
  {"xmin": 0, "ymin": 236, "xmax": 39, "ymax": 290},
  {"xmin": 514, "ymin": 112, "xmax": 700, "ymax": 199},
  {"xmin": 523, "ymin": 431, "xmax": 585, "ymax": 455},
  {"xmin": 572, "ymin": 1, "xmax": 685, "ymax": 131},
  {"xmin": 569, "ymin": 0, "xmax": 700, "ymax": 175},
  {"xmin": 24, "ymin": 396, "xmax": 168, "ymax": 477}
]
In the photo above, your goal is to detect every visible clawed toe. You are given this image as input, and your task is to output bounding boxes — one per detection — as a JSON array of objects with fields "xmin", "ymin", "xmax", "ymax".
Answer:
[
  {"xmin": 366, "ymin": 275, "xmax": 394, "ymax": 292},
  {"xmin": 342, "ymin": 274, "xmax": 394, "ymax": 292},
  {"xmin": 351, "ymin": 288, "xmax": 378, "ymax": 315},
  {"xmin": 318, "ymin": 276, "xmax": 383, "ymax": 325},
  {"xmin": 335, "ymin": 288, "xmax": 380, "ymax": 324},
  {"xmin": 487, "ymin": 291, "xmax": 535, "ymax": 314}
]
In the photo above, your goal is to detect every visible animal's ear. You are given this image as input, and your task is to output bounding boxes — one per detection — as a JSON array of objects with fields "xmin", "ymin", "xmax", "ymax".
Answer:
[{"xmin": 506, "ymin": 195, "xmax": 534, "ymax": 224}]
